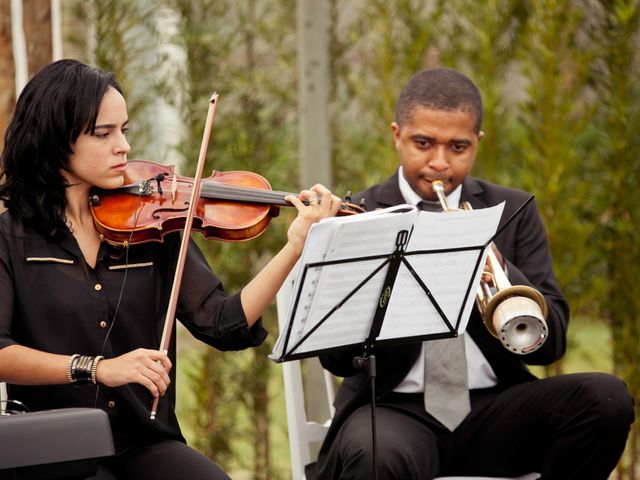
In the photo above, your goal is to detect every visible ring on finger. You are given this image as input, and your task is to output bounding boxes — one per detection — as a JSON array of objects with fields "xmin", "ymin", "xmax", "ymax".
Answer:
[{"xmin": 309, "ymin": 197, "xmax": 318, "ymax": 206}]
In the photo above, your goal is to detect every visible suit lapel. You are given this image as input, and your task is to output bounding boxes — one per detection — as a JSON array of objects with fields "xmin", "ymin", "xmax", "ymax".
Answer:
[
  {"xmin": 374, "ymin": 170, "xmax": 410, "ymax": 209},
  {"xmin": 460, "ymin": 177, "xmax": 488, "ymax": 210}
]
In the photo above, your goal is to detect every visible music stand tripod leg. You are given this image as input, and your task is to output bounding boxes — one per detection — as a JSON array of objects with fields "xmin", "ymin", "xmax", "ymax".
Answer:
[{"xmin": 352, "ymin": 353, "xmax": 378, "ymax": 480}]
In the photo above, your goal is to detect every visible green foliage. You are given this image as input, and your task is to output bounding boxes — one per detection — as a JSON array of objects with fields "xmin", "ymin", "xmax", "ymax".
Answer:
[
  {"xmin": 69, "ymin": 0, "xmax": 164, "ymax": 159},
  {"xmin": 594, "ymin": 1, "xmax": 640, "ymax": 475},
  {"xmin": 511, "ymin": 0, "xmax": 600, "ymax": 310},
  {"xmin": 178, "ymin": 344, "xmax": 237, "ymax": 465}
]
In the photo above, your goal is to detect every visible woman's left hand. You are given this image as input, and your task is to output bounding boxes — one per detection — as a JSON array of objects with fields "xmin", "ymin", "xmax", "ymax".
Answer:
[{"xmin": 285, "ymin": 184, "xmax": 341, "ymax": 255}]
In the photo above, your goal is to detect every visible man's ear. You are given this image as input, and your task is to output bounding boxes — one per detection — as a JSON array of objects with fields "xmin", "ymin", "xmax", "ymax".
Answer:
[
  {"xmin": 391, "ymin": 122, "xmax": 401, "ymax": 147},
  {"xmin": 478, "ymin": 130, "xmax": 485, "ymax": 141}
]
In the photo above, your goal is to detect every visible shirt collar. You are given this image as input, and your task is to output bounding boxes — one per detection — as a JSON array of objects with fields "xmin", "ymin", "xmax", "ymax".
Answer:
[{"xmin": 397, "ymin": 166, "xmax": 462, "ymax": 209}]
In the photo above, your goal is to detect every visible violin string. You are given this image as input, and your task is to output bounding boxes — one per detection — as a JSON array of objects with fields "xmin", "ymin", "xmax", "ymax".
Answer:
[
  {"xmin": 196, "ymin": 179, "xmax": 359, "ymax": 212},
  {"xmin": 199, "ymin": 181, "xmax": 292, "ymax": 203}
]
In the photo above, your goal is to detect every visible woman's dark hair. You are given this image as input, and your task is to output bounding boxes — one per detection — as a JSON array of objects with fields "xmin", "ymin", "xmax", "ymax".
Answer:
[{"xmin": 0, "ymin": 59, "xmax": 122, "ymax": 239}]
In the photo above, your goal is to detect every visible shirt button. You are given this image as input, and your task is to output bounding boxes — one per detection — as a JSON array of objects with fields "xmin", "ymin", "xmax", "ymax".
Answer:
[
  {"xmin": 94, "ymin": 284, "xmax": 102, "ymax": 291},
  {"xmin": 108, "ymin": 400, "xmax": 116, "ymax": 408},
  {"xmin": 99, "ymin": 321, "xmax": 108, "ymax": 329}
]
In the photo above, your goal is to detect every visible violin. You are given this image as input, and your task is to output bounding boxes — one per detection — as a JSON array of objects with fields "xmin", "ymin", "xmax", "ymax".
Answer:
[{"xmin": 90, "ymin": 159, "xmax": 364, "ymax": 246}]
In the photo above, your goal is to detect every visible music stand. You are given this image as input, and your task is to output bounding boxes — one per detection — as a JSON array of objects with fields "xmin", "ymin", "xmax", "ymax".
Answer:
[{"xmin": 271, "ymin": 199, "xmax": 531, "ymax": 479}]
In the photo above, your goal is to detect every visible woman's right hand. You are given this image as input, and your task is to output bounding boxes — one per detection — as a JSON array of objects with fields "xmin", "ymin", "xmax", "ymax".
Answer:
[{"xmin": 95, "ymin": 348, "xmax": 172, "ymax": 397}]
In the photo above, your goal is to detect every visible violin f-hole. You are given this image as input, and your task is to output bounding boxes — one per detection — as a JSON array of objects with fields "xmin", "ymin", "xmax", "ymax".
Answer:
[{"xmin": 152, "ymin": 205, "xmax": 190, "ymax": 219}]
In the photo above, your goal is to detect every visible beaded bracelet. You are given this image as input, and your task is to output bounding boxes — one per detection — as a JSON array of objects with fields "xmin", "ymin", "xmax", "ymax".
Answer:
[
  {"xmin": 91, "ymin": 356, "xmax": 104, "ymax": 385},
  {"xmin": 66, "ymin": 354, "xmax": 80, "ymax": 384}
]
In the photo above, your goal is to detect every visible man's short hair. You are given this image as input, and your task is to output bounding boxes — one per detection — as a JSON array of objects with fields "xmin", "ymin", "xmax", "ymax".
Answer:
[{"xmin": 395, "ymin": 68, "xmax": 483, "ymax": 132}]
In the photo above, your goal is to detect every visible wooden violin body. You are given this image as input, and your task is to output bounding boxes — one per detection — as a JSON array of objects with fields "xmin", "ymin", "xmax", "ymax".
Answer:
[{"xmin": 90, "ymin": 160, "xmax": 362, "ymax": 246}]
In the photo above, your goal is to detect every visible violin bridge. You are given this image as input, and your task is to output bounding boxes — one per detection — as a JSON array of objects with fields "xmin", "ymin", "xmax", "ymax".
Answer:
[{"xmin": 171, "ymin": 174, "xmax": 177, "ymax": 203}]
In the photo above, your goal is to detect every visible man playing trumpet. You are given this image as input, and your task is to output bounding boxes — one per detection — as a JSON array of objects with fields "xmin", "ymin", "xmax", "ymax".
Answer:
[{"xmin": 314, "ymin": 67, "xmax": 634, "ymax": 480}]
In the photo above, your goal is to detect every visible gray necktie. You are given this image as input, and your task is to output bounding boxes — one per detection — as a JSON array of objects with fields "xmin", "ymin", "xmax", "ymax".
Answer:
[
  {"xmin": 423, "ymin": 336, "xmax": 471, "ymax": 431},
  {"xmin": 418, "ymin": 200, "xmax": 471, "ymax": 431}
]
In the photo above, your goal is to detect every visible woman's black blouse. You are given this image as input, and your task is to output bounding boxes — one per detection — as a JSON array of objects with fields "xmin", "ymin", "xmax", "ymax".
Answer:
[{"xmin": 0, "ymin": 211, "xmax": 267, "ymax": 443}]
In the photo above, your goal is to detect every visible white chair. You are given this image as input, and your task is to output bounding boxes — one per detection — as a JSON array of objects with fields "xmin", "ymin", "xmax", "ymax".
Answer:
[
  {"xmin": 277, "ymin": 276, "xmax": 334, "ymax": 479},
  {"xmin": 276, "ymin": 279, "xmax": 540, "ymax": 480},
  {"xmin": 0, "ymin": 382, "xmax": 7, "ymax": 415}
]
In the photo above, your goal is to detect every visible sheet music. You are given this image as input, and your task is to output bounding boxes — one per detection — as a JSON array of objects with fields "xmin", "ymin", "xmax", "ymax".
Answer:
[
  {"xmin": 377, "ymin": 205, "xmax": 504, "ymax": 340},
  {"xmin": 271, "ymin": 202, "xmax": 504, "ymax": 361}
]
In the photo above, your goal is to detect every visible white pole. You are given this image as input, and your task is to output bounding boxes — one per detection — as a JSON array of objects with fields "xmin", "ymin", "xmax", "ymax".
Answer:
[
  {"xmin": 51, "ymin": 0, "xmax": 63, "ymax": 60},
  {"xmin": 297, "ymin": 0, "xmax": 332, "ymax": 189},
  {"xmin": 11, "ymin": 0, "xmax": 28, "ymax": 96},
  {"xmin": 0, "ymin": 382, "xmax": 6, "ymax": 415}
]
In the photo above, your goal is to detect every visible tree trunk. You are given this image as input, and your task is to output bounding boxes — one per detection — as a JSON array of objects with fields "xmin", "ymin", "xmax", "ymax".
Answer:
[
  {"xmin": 0, "ymin": 0, "xmax": 14, "ymax": 212},
  {"xmin": 23, "ymin": 0, "xmax": 52, "ymax": 78},
  {"xmin": 0, "ymin": 0, "xmax": 15, "ymax": 149}
]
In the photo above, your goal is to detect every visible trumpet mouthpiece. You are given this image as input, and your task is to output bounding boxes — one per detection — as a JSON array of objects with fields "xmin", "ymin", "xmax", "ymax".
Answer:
[{"xmin": 431, "ymin": 180, "xmax": 449, "ymax": 211}]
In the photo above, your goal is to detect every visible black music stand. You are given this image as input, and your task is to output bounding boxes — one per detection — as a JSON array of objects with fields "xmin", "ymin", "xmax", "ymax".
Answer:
[
  {"xmin": 271, "ymin": 198, "xmax": 532, "ymax": 479},
  {"xmin": 273, "ymin": 231, "xmax": 484, "ymax": 480}
]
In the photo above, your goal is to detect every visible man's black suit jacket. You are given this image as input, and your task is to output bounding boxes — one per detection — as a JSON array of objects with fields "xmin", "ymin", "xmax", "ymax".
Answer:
[{"xmin": 318, "ymin": 171, "xmax": 570, "ymax": 455}]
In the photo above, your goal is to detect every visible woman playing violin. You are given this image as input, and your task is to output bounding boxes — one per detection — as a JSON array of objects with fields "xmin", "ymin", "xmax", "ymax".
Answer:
[{"xmin": 0, "ymin": 59, "xmax": 340, "ymax": 479}]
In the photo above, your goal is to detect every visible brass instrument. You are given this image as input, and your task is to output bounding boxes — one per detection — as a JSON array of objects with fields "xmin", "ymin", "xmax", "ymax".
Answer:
[{"xmin": 431, "ymin": 180, "xmax": 548, "ymax": 354}]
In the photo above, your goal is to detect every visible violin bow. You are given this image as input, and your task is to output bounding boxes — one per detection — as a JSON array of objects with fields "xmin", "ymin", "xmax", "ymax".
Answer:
[{"xmin": 151, "ymin": 92, "xmax": 219, "ymax": 419}]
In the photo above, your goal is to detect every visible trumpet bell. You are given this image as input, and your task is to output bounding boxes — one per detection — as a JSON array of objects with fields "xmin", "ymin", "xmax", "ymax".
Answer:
[
  {"xmin": 483, "ymin": 285, "xmax": 548, "ymax": 355},
  {"xmin": 431, "ymin": 180, "xmax": 550, "ymax": 355}
]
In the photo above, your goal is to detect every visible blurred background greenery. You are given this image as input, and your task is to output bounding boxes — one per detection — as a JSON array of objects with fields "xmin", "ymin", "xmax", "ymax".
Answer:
[{"xmin": 1, "ymin": 0, "xmax": 638, "ymax": 478}]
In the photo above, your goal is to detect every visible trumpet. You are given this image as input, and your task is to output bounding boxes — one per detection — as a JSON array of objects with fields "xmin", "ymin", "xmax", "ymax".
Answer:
[{"xmin": 431, "ymin": 180, "xmax": 548, "ymax": 354}]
